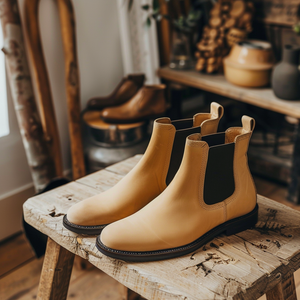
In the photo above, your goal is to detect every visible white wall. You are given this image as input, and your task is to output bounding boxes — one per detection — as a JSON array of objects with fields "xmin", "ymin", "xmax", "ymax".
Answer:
[{"xmin": 0, "ymin": 0, "xmax": 124, "ymax": 241}]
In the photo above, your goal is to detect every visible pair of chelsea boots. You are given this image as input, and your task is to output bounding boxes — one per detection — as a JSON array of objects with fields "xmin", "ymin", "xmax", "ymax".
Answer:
[
  {"xmin": 63, "ymin": 102, "xmax": 258, "ymax": 262},
  {"xmin": 87, "ymin": 73, "xmax": 168, "ymax": 123}
]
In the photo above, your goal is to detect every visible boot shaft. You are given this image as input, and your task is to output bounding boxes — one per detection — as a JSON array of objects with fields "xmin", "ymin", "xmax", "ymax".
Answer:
[
  {"xmin": 173, "ymin": 116, "xmax": 256, "ymax": 217},
  {"xmin": 141, "ymin": 102, "xmax": 224, "ymax": 188}
]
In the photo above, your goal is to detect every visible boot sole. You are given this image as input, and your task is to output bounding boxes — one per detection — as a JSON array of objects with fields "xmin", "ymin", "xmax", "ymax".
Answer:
[
  {"xmin": 63, "ymin": 215, "xmax": 107, "ymax": 235},
  {"xmin": 96, "ymin": 204, "xmax": 258, "ymax": 262}
]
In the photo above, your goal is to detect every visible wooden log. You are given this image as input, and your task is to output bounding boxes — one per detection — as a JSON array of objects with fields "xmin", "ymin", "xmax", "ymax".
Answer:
[
  {"xmin": 24, "ymin": 0, "xmax": 63, "ymax": 177},
  {"xmin": 230, "ymin": 0, "xmax": 246, "ymax": 18},
  {"xmin": 56, "ymin": 0, "xmax": 85, "ymax": 180},
  {"xmin": 0, "ymin": 0, "xmax": 56, "ymax": 192},
  {"xmin": 37, "ymin": 237, "xmax": 74, "ymax": 300},
  {"xmin": 195, "ymin": 61, "xmax": 205, "ymax": 71},
  {"xmin": 207, "ymin": 57, "xmax": 217, "ymax": 65},
  {"xmin": 206, "ymin": 63, "xmax": 217, "ymax": 73},
  {"xmin": 209, "ymin": 16, "xmax": 222, "ymax": 27},
  {"xmin": 224, "ymin": 17, "xmax": 236, "ymax": 28},
  {"xmin": 208, "ymin": 28, "xmax": 219, "ymax": 39}
]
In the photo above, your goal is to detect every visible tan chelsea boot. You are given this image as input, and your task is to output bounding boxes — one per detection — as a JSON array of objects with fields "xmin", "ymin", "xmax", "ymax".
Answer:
[
  {"xmin": 63, "ymin": 102, "xmax": 224, "ymax": 235},
  {"xmin": 97, "ymin": 116, "xmax": 258, "ymax": 261}
]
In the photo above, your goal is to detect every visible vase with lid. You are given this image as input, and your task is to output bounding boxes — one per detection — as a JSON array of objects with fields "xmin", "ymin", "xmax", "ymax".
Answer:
[{"xmin": 271, "ymin": 45, "xmax": 300, "ymax": 100}]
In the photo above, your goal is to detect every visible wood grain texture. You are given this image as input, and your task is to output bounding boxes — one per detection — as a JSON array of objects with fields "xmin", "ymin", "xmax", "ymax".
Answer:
[
  {"xmin": 252, "ymin": 0, "xmax": 300, "ymax": 26},
  {"xmin": 0, "ymin": 233, "xmax": 34, "ymax": 278},
  {"xmin": 37, "ymin": 237, "xmax": 75, "ymax": 300},
  {"xmin": 23, "ymin": 155, "xmax": 300, "ymax": 300},
  {"xmin": 266, "ymin": 273, "xmax": 297, "ymax": 300},
  {"xmin": 0, "ymin": 257, "xmax": 44, "ymax": 300},
  {"xmin": 0, "ymin": 238, "xmax": 130, "ymax": 300},
  {"xmin": 56, "ymin": 0, "xmax": 85, "ymax": 180},
  {"xmin": 157, "ymin": 67, "xmax": 300, "ymax": 119},
  {"xmin": 157, "ymin": 0, "xmax": 171, "ymax": 65},
  {"xmin": 0, "ymin": 0, "xmax": 56, "ymax": 192},
  {"xmin": 266, "ymin": 281, "xmax": 285, "ymax": 300},
  {"xmin": 24, "ymin": 0, "xmax": 63, "ymax": 177}
]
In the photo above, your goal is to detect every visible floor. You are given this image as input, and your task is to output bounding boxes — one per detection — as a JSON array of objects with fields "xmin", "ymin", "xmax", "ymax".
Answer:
[{"xmin": 0, "ymin": 176, "xmax": 299, "ymax": 300}]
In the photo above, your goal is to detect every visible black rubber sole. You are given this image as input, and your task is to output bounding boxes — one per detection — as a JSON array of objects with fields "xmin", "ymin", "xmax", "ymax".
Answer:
[
  {"xmin": 96, "ymin": 204, "xmax": 259, "ymax": 262},
  {"xmin": 63, "ymin": 215, "xmax": 107, "ymax": 235}
]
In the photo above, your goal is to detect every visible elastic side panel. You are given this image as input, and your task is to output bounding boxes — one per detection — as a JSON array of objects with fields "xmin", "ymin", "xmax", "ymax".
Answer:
[
  {"xmin": 171, "ymin": 118, "xmax": 193, "ymax": 130},
  {"xmin": 203, "ymin": 143, "xmax": 235, "ymax": 205},
  {"xmin": 202, "ymin": 132, "xmax": 225, "ymax": 147},
  {"xmin": 166, "ymin": 126, "xmax": 201, "ymax": 185}
]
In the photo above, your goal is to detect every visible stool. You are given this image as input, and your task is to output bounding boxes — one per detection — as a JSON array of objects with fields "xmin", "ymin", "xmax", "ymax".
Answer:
[{"xmin": 23, "ymin": 155, "xmax": 300, "ymax": 300}]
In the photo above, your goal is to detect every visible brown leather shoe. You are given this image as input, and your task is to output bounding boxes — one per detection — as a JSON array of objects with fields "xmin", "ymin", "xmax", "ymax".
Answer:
[
  {"xmin": 101, "ymin": 84, "xmax": 167, "ymax": 124},
  {"xmin": 87, "ymin": 73, "xmax": 145, "ymax": 110}
]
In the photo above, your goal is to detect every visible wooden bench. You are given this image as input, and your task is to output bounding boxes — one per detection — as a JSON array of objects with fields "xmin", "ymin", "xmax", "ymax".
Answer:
[{"xmin": 23, "ymin": 155, "xmax": 300, "ymax": 300}]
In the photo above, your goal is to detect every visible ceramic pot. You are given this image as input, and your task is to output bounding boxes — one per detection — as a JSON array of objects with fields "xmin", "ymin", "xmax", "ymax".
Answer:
[
  {"xmin": 272, "ymin": 45, "xmax": 300, "ymax": 100},
  {"xmin": 223, "ymin": 40, "xmax": 275, "ymax": 87}
]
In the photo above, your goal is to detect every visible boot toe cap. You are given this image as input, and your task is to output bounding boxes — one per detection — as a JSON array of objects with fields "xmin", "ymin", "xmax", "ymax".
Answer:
[
  {"xmin": 99, "ymin": 216, "xmax": 172, "ymax": 252},
  {"xmin": 66, "ymin": 201, "xmax": 92, "ymax": 226}
]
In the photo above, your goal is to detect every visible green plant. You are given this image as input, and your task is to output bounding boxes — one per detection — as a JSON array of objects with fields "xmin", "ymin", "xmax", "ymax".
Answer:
[
  {"xmin": 128, "ymin": 0, "xmax": 206, "ymax": 32},
  {"xmin": 294, "ymin": 22, "xmax": 300, "ymax": 35}
]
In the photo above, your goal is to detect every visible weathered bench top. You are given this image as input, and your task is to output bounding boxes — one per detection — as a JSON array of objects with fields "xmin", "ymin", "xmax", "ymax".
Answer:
[{"xmin": 23, "ymin": 155, "xmax": 300, "ymax": 300}]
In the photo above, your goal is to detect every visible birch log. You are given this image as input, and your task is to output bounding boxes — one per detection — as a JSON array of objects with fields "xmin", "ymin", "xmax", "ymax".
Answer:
[
  {"xmin": 0, "ymin": 0, "xmax": 56, "ymax": 192},
  {"xmin": 24, "ymin": 0, "xmax": 63, "ymax": 177},
  {"xmin": 56, "ymin": 0, "xmax": 85, "ymax": 180}
]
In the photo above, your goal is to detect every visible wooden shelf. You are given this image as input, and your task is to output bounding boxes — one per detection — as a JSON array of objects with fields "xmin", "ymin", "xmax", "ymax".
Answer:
[{"xmin": 157, "ymin": 67, "xmax": 300, "ymax": 119}]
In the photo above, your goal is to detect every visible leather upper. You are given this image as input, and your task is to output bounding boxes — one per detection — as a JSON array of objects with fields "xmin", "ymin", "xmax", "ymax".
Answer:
[
  {"xmin": 101, "ymin": 84, "xmax": 167, "ymax": 122},
  {"xmin": 100, "ymin": 116, "xmax": 256, "ymax": 252},
  {"xmin": 67, "ymin": 103, "xmax": 224, "ymax": 227},
  {"xmin": 87, "ymin": 73, "xmax": 145, "ymax": 110}
]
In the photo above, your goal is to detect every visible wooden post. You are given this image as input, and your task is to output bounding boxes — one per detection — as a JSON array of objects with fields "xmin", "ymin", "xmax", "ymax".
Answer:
[
  {"xmin": 37, "ymin": 238, "xmax": 75, "ymax": 300},
  {"xmin": 157, "ymin": 0, "xmax": 171, "ymax": 65},
  {"xmin": 0, "ymin": 0, "xmax": 56, "ymax": 192},
  {"xmin": 266, "ymin": 273, "xmax": 297, "ymax": 300},
  {"xmin": 24, "ymin": 0, "xmax": 63, "ymax": 177},
  {"xmin": 56, "ymin": 0, "xmax": 85, "ymax": 180}
]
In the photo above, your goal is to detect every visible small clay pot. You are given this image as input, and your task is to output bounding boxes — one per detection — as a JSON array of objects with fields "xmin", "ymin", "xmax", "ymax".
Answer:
[
  {"xmin": 223, "ymin": 40, "xmax": 275, "ymax": 87},
  {"xmin": 271, "ymin": 45, "xmax": 300, "ymax": 100}
]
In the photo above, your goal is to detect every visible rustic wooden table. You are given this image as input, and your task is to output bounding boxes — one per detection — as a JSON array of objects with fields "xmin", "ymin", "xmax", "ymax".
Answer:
[
  {"xmin": 157, "ymin": 67, "xmax": 300, "ymax": 205},
  {"xmin": 23, "ymin": 155, "xmax": 300, "ymax": 300}
]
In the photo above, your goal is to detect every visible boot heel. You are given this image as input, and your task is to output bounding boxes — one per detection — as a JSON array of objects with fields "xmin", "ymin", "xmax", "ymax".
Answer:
[{"xmin": 224, "ymin": 204, "xmax": 258, "ymax": 236}]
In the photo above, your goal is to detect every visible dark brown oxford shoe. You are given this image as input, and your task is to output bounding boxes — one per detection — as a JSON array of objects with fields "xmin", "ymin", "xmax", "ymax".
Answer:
[
  {"xmin": 87, "ymin": 73, "xmax": 145, "ymax": 110},
  {"xmin": 101, "ymin": 84, "xmax": 168, "ymax": 124}
]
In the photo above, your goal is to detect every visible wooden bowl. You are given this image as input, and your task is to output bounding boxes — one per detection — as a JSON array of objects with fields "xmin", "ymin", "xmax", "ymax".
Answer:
[{"xmin": 223, "ymin": 40, "xmax": 275, "ymax": 87}]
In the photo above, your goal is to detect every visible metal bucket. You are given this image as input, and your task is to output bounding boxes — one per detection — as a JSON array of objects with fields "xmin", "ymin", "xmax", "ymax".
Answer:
[{"xmin": 82, "ymin": 111, "xmax": 149, "ymax": 172}]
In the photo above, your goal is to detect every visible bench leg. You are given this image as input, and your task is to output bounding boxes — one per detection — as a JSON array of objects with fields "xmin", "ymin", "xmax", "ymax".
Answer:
[
  {"xmin": 37, "ymin": 237, "xmax": 75, "ymax": 300},
  {"xmin": 120, "ymin": 285, "xmax": 145, "ymax": 300},
  {"xmin": 266, "ymin": 273, "xmax": 297, "ymax": 300}
]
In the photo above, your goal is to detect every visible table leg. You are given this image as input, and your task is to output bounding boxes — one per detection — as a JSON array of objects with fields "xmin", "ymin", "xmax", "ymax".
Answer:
[
  {"xmin": 266, "ymin": 273, "xmax": 297, "ymax": 300},
  {"xmin": 120, "ymin": 285, "xmax": 144, "ymax": 300},
  {"xmin": 37, "ymin": 237, "xmax": 75, "ymax": 300},
  {"xmin": 288, "ymin": 122, "xmax": 300, "ymax": 204}
]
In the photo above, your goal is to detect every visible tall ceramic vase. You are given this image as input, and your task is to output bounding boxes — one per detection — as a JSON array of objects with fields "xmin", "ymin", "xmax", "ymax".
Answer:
[{"xmin": 271, "ymin": 45, "xmax": 300, "ymax": 100}]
